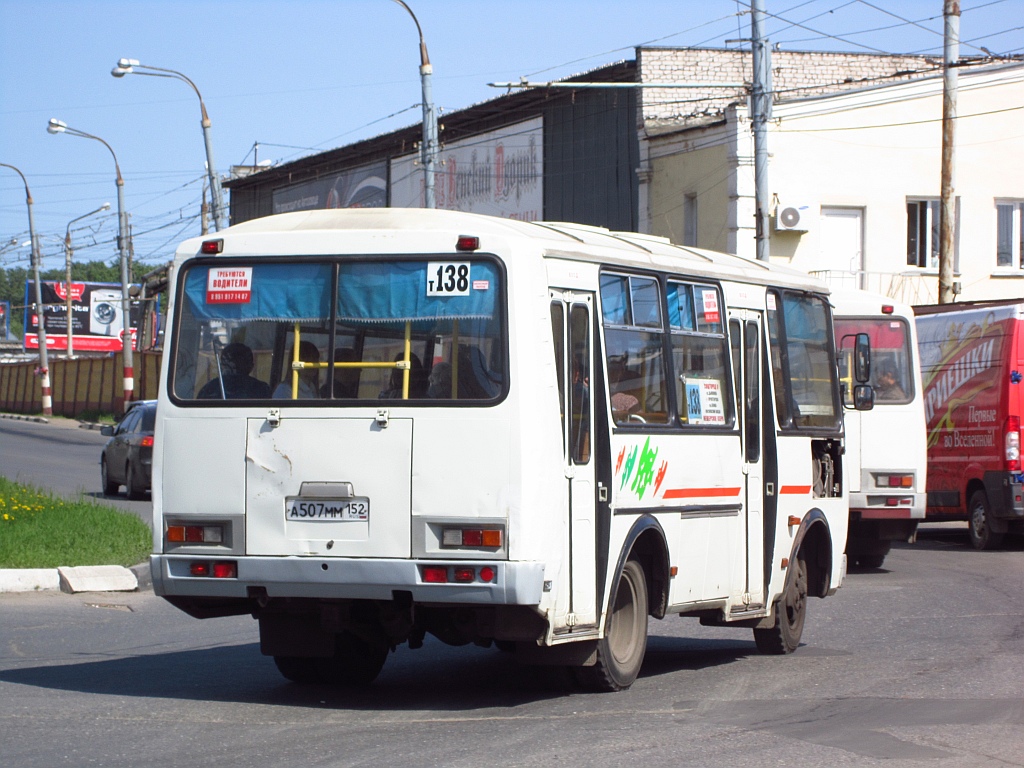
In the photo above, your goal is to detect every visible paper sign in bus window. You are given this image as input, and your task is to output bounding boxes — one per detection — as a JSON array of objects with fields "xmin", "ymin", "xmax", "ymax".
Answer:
[
  {"xmin": 685, "ymin": 379, "xmax": 726, "ymax": 425},
  {"xmin": 207, "ymin": 267, "xmax": 253, "ymax": 304},
  {"xmin": 701, "ymin": 289, "xmax": 721, "ymax": 325}
]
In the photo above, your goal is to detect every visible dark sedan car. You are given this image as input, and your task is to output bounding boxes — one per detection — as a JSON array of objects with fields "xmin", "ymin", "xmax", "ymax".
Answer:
[{"xmin": 100, "ymin": 400, "xmax": 156, "ymax": 499}]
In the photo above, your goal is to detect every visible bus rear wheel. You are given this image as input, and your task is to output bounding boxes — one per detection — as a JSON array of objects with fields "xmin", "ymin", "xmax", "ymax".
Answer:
[
  {"xmin": 575, "ymin": 559, "xmax": 648, "ymax": 692},
  {"xmin": 274, "ymin": 631, "xmax": 389, "ymax": 686},
  {"xmin": 754, "ymin": 554, "xmax": 807, "ymax": 655},
  {"xmin": 968, "ymin": 490, "xmax": 1005, "ymax": 550}
]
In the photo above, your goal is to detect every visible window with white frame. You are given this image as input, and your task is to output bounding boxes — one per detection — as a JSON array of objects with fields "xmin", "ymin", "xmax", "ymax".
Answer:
[{"xmin": 996, "ymin": 201, "xmax": 1024, "ymax": 269}]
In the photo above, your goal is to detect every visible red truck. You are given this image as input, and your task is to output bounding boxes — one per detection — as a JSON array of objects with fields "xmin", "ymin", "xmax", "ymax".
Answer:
[{"xmin": 914, "ymin": 300, "xmax": 1024, "ymax": 549}]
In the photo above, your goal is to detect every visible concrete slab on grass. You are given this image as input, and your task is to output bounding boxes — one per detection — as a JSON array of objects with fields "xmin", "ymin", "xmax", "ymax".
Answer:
[{"xmin": 58, "ymin": 565, "xmax": 138, "ymax": 593}]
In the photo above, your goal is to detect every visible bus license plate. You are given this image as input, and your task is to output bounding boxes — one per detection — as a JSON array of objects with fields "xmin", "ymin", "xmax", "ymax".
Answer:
[{"xmin": 285, "ymin": 498, "xmax": 369, "ymax": 521}]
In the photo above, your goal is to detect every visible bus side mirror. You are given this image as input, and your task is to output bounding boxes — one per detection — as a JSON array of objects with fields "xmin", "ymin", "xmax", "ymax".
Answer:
[
  {"xmin": 854, "ymin": 332, "xmax": 871, "ymax": 384},
  {"xmin": 853, "ymin": 383, "xmax": 874, "ymax": 411}
]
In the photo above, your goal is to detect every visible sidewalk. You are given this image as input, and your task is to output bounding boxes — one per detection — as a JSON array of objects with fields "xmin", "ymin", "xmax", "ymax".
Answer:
[{"xmin": 1, "ymin": 411, "xmax": 148, "ymax": 593}]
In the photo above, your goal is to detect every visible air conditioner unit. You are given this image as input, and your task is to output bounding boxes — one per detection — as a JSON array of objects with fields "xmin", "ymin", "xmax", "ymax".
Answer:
[{"xmin": 774, "ymin": 202, "xmax": 811, "ymax": 232}]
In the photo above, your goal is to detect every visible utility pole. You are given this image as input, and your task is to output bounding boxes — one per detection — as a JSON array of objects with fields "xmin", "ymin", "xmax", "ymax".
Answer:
[
  {"xmin": 751, "ymin": 0, "xmax": 772, "ymax": 262},
  {"xmin": 939, "ymin": 0, "xmax": 960, "ymax": 303}
]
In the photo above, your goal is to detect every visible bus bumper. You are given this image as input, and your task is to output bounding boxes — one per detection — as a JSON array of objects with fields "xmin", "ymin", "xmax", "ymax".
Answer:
[{"xmin": 150, "ymin": 554, "xmax": 546, "ymax": 607}]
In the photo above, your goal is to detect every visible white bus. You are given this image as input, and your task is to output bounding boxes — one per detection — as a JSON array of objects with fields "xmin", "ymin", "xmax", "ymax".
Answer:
[
  {"xmin": 151, "ymin": 209, "xmax": 865, "ymax": 691},
  {"xmin": 832, "ymin": 289, "xmax": 927, "ymax": 569}
]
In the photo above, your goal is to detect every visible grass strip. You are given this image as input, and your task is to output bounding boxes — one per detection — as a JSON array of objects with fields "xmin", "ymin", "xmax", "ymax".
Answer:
[{"xmin": 0, "ymin": 477, "xmax": 151, "ymax": 569}]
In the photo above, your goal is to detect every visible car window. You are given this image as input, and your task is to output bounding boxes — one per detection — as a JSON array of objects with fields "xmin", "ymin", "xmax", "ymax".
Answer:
[
  {"xmin": 118, "ymin": 410, "xmax": 140, "ymax": 434},
  {"xmin": 139, "ymin": 406, "xmax": 156, "ymax": 432}
]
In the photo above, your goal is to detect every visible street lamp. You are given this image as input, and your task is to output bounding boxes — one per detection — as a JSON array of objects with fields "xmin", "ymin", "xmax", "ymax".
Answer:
[
  {"xmin": 63, "ymin": 202, "xmax": 111, "ymax": 358},
  {"xmin": 47, "ymin": 118, "xmax": 135, "ymax": 410},
  {"xmin": 390, "ymin": 0, "xmax": 437, "ymax": 209},
  {"xmin": 111, "ymin": 58, "xmax": 227, "ymax": 231},
  {"xmin": 0, "ymin": 162, "xmax": 52, "ymax": 415}
]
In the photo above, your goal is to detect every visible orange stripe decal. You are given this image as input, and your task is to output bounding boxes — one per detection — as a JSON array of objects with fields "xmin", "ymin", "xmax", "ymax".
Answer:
[
  {"xmin": 779, "ymin": 485, "xmax": 812, "ymax": 495},
  {"xmin": 663, "ymin": 487, "xmax": 742, "ymax": 499}
]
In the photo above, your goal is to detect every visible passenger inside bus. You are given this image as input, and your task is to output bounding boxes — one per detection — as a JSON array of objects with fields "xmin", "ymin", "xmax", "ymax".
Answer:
[
  {"xmin": 197, "ymin": 342, "xmax": 271, "ymax": 400},
  {"xmin": 273, "ymin": 341, "xmax": 322, "ymax": 399},
  {"xmin": 874, "ymin": 361, "xmax": 907, "ymax": 401},
  {"xmin": 427, "ymin": 361, "xmax": 452, "ymax": 398},
  {"xmin": 323, "ymin": 347, "xmax": 360, "ymax": 398},
  {"xmin": 379, "ymin": 352, "xmax": 428, "ymax": 399},
  {"xmin": 608, "ymin": 356, "xmax": 641, "ymax": 423}
]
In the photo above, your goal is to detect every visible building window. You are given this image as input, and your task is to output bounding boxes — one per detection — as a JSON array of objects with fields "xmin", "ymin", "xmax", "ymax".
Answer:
[
  {"xmin": 683, "ymin": 194, "xmax": 697, "ymax": 247},
  {"xmin": 996, "ymin": 201, "xmax": 1024, "ymax": 269},
  {"xmin": 907, "ymin": 199, "xmax": 939, "ymax": 268}
]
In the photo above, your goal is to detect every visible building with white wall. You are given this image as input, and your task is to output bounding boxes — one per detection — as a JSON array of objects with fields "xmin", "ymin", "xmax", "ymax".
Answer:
[{"xmin": 641, "ymin": 49, "xmax": 1024, "ymax": 303}]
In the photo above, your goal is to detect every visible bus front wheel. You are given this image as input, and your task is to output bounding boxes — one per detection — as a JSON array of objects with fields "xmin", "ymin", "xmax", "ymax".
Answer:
[
  {"xmin": 754, "ymin": 554, "xmax": 807, "ymax": 655},
  {"xmin": 576, "ymin": 559, "xmax": 648, "ymax": 692}
]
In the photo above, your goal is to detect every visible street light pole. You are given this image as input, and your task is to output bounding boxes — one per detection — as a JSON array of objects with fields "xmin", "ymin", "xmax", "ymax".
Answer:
[
  {"xmin": 390, "ymin": 0, "xmax": 437, "ymax": 209},
  {"xmin": 111, "ymin": 59, "xmax": 227, "ymax": 230},
  {"xmin": 47, "ymin": 119, "xmax": 135, "ymax": 411},
  {"xmin": 63, "ymin": 202, "xmax": 111, "ymax": 358},
  {"xmin": 0, "ymin": 162, "xmax": 52, "ymax": 415}
]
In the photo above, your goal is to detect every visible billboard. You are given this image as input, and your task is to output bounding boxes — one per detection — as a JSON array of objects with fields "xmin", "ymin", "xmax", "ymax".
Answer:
[
  {"xmin": 0, "ymin": 300, "xmax": 8, "ymax": 339},
  {"xmin": 272, "ymin": 161, "xmax": 387, "ymax": 214},
  {"xmin": 390, "ymin": 117, "xmax": 543, "ymax": 221},
  {"xmin": 23, "ymin": 280, "xmax": 142, "ymax": 352}
]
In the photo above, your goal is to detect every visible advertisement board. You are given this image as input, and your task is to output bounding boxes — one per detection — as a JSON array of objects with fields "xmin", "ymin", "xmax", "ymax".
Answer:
[
  {"xmin": 0, "ymin": 300, "xmax": 8, "ymax": 339},
  {"xmin": 23, "ymin": 280, "xmax": 141, "ymax": 352},
  {"xmin": 390, "ymin": 117, "xmax": 542, "ymax": 221},
  {"xmin": 272, "ymin": 161, "xmax": 387, "ymax": 214}
]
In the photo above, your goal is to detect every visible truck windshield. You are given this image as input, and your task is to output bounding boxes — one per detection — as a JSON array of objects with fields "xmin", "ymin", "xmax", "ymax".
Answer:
[
  {"xmin": 835, "ymin": 316, "xmax": 913, "ymax": 404},
  {"xmin": 170, "ymin": 258, "xmax": 505, "ymax": 403}
]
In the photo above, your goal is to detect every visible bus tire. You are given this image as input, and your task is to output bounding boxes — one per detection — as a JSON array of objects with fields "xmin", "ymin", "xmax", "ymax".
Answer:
[
  {"xmin": 273, "ymin": 655, "xmax": 322, "ymax": 684},
  {"xmin": 576, "ymin": 559, "xmax": 648, "ymax": 692},
  {"xmin": 323, "ymin": 631, "xmax": 389, "ymax": 686},
  {"xmin": 754, "ymin": 554, "xmax": 807, "ymax": 655},
  {"xmin": 857, "ymin": 553, "xmax": 886, "ymax": 569},
  {"xmin": 968, "ymin": 490, "xmax": 1005, "ymax": 550}
]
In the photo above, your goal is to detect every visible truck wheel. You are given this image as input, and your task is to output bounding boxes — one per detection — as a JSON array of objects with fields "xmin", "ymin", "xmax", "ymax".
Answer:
[
  {"xmin": 575, "ymin": 559, "xmax": 648, "ymax": 692},
  {"xmin": 857, "ymin": 553, "xmax": 886, "ymax": 569},
  {"xmin": 754, "ymin": 554, "xmax": 807, "ymax": 655},
  {"xmin": 968, "ymin": 490, "xmax": 1005, "ymax": 550}
]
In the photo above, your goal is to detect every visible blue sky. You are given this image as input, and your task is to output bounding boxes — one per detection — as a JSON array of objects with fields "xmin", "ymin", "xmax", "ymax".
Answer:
[{"xmin": 1, "ymin": 0, "xmax": 1021, "ymax": 273}]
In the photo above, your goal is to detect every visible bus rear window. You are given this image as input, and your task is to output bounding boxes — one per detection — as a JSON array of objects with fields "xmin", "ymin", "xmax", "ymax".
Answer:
[{"xmin": 171, "ymin": 258, "xmax": 505, "ymax": 403}]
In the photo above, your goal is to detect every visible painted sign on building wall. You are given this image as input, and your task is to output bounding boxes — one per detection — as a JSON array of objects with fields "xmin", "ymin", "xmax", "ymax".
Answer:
[
  {"xmin": 391, "ymin": 117, "xmax": 543, "ymax": 221},
  {"xmin": 272, "ymin": 161, "xmax": 387, "ymax": 214}
]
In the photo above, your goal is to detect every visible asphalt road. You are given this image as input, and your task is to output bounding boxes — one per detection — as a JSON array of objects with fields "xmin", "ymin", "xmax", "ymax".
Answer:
[
  {"xmin": 1, "ymin": 527, "xmax": 1022, "ymax": 767},
  {"xmin": 0, "ymin": 415, "xmax": 152, "ymax": 526}
]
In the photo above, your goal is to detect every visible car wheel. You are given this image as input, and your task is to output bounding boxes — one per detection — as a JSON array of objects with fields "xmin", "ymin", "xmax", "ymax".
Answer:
[
  {"xmin": 125, "ymin": 461, "xmax": 144, "ymax": 500},
  {"xmin": 101, "ymin": 457, "xmax": 119, "ymax": 496},
  {"xmin": 968, "ymin": 490, "xmax": 1005, "ymax": 550}
]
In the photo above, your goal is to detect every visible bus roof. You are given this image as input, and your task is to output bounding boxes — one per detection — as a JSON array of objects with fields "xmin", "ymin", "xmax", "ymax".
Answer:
[{"xmin": 177, "ymin": 208, "xmax": 830, "ymax": 294}]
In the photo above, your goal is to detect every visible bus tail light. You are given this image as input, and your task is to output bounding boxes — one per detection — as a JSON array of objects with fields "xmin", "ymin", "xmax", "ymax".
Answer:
[
  {"xmin": 167, "ymin": 524, "xmax": 224, "ymax": 544},
  {"xmin": 442, "ymin": 528, "xmax": 502, "ymax": 548},
  {"xmin": 189, "ymin": 561, "xmax": 236, "ymax": 578},
  {"xmin": 1005, "ymin": 416, "xmax": 1020, "ymax": 471},
  {"xmin": 421, "ymin": 565, "xmax": 497, "ymax": 584},
  {"xmin": 877, "ymin": 474, "xmax": 913, "ymax": 488}
]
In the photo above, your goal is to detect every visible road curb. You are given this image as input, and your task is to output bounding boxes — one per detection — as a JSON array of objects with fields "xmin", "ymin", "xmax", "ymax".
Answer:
[
  {"xmin": 0, "ymin": 562, "xmax": 152, "ymax": 594},
  {"xmin": 0, "ymin": 412, "xmax": 49, "ymax": 424}
]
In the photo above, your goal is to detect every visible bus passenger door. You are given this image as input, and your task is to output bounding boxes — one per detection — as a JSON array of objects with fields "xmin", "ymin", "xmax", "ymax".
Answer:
[
  {"xmin": 550, "ymin": 291, "xmax": 598, "ymax": 629},
  {"xmin": 730, "ymin": 313, "xmax": 765, "ymax": 603}
]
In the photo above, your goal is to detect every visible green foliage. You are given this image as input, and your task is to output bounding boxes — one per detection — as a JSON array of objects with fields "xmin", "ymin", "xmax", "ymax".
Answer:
[{"xmin": 0, "ymin": 477, "xmax": 151, "ymax": 569}]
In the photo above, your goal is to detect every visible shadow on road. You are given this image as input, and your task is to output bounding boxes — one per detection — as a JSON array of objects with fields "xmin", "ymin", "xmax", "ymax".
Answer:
[{"xmin": 0, "ymin": 634, "xmax": 753, "ymax": 709}]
